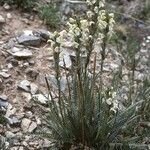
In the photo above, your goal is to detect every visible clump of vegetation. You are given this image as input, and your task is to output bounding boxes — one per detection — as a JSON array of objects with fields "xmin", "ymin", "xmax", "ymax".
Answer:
[
  {"xmin": 0, "ymin": 0, "xmax": 36, "ymax": 10},
  {"xmin": 0, "ymin": 112, "xmax": 5, "ymax": 124},
  {"xmin": 38, "ymin": 0, "xmax": 149, "ymax": 149},
  {"xmin": 38, "ymin": 4, "xmax": 60, "ymax": 29}
]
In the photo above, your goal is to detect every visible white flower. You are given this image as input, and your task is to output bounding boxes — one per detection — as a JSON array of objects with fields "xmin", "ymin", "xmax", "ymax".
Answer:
[
  {"xmin": 94, "ymin": 6, "xmax": 99, "ymax": 13},
  {"xmin": 69, "ymin": 18, "xmax": 76, "ymax": 24},
  {"xmin": 109, "ymin": 13, "xmax": 114, "ymax": 18},
  {"xmin": 106, "ymin": 98, "xmax": 113, "ymax": 105},
  {"xmin": 80, "ymin": 19, "xmax": 89, "ymax": 30},
  {"xmin": 54, "ymin": 46, "xmax": 60, "ymax": 53},
  {"xmin": 99, "ymin": 1, "xmax": 105, "ymax": 8},
  {"xmin": 87, "ymin": 11, "xmax": 94, "ymax": 18},
  {"xmin": 98, "ymin": 20, "xmax": 108, "ymax": 30},
  {"xmin": 86, "ymin": 0, "xmax": 96, "ymax": 5},
  {"xmin": 74, "ymin": 27, "xmax": 81, "ymax": 36},
  {"xmin": 112, "ymin": 92, "xmax": 117, "ymax": 99}
]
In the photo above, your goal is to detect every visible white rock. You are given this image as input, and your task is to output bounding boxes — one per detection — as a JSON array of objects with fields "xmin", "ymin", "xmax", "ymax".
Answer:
[
  {"xmin": 3, "ymin": 3, "xmax": 11, "ymax": 10},
  {"xmin": 18, "ymin": 146, "xmax": 24, "ymax": 150},
  {"xmin": 147, "ymin": 36, "xmax": 150, "ymax": 40},
  {"xmin": 32, "ymin": 94, "xmax": 49, "ymax": 104},
  {"xmin": 0, "ymin": 94, "xmax": 8, "ymax": 101},
  {"xmin": 35, "ymin": 117, "xmax": 41, "ymax": 125},
  {"xmin": 7, "ymin": 63, "xmax": 13, "ymax": 69},
  {"xmin": 25, "ymin": 111, "xmax": 33, "ymax": 118},
  {"xmin": 13, "ymin": 49, "xmax": 33, "ymax": 58},
  {"xmin": 11, "ymin": 47, "xmax": 20, "ymax": 53},
  {"xmin": 30, "ymin": 83, "xmax": 38, "ymax": 95},
  {"xmin": 5, "ymin": 104, "xmax": 16, "ymax": 118},
  {"xmin": 0, "ymin": 72, "xmax": 11, "ymax": 78},
  {"xmin": 6, "ymin": 13, "xmax": 12, "ymax": 19},
  {"xmin": 21, "ymin": 118, "xmax": 31, "ymax": 132},
  {"xmin": 18, "ymin": 80, "xmax": 30, "ymax": 92},
  {"xmin": 0, "ymin": 15, "xmax": 5, "ymax": 23},
  {"xmin": 5, "ymin": 131, "xmax": 15, "ymax": 139},
  {"xmin": 28, "ymin": 121, "xmax": 37, "ymax": 132}
]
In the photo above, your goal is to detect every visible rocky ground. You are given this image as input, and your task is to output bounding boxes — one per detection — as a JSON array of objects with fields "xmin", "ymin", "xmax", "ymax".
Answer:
[
  {"xmin": 0, "ymin": 1, "xmax": 150, "ymax": 150},
  {"xmin": 0, "ymin": 4, "xmax": 55, "ymax": 150}
]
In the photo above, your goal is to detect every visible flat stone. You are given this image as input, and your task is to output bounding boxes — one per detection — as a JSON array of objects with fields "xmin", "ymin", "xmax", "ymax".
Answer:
[
  {"xmin": 5, "ymin": 116, "xmax": 21, "ymax": 126},
  {"xmin": 17, "ymin": 30, "xmax": 42, "ymax": 46},
  {"xmin": 32, "ymin": 94, "xmax": 49, "ymax": 104},
  {"xmin": 28, "ymin": 121, "xmax": 37, "ymax": 132},
  {"xmin": 10, "ymin": 47, "xmax": 21, "ymax": 53},
  {"xmin": 21, "ymin": 118, "xmax": 31, "ymax": 132},
  {"xmin": 0, "ymin": 72, "xmax": 11, "ymax": 78},
  {"xmin": 5, "ymin": 104, "xmax": 16, "ymax": 118},
  {"xmin": 18, "ymin": 80, "xmax": 30, "ymax": 92},
  {"xmin": 5, "ymin": 131, "xmax": 15, "ymax": 139},
  {"xmin": 0, "ymin": 95, "xmax": 8, "ymax": 101},
  {"xmin": 12, "ymin": 49, "xmax": 33, "ymax": 58},
  {"xmin": 30, "ymin": 83, "xmax": 38, "ymax": 95},
  {"xmin": 7, "ymin": 63, "xmax": 13, "ymax": 69},
  {"xmin": 0, "ymin": 99, "xmax": 9, "ymax": 108}
]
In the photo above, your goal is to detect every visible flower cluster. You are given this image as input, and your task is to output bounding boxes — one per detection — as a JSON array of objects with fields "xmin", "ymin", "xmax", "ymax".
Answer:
[
  {"xmin": 49, "ymin": 0, "xmax": 115, "ymax": 56},
  {"xmin": 86, "ymin": 0, "xmax": 105, "ymax": 7},
  {"xmin": 105, "ymin": 91, "xmax": 119, "ymax": 113}
]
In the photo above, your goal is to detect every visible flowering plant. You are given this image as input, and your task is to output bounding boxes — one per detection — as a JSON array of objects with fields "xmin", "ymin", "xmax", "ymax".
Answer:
[{"xmin": 44, "ymin": 0, "xmax": 144, "ymax": 149}]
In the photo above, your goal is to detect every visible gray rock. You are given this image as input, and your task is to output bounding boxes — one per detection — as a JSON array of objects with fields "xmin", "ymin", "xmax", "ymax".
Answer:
[
  {"xmin": 12, "ymin": 49, "xmax": 33, "ymax": 58},
  {"xmin": 0, "ymin": 135, "xmax": 6, "ymax": 148},
  {"xmin": 36, "ymin": 29, "xmax": 51, "ymax": 41},
  {"xmin": 48, "ymin": 75, "xmax": 67, "ymax": 91},
  {"xmin": 11, "ymin": 47, "xmax": 20, "ymax": 53},
  {"xmin": 5, "ymin": 116, "xmax": 21, "ymax": 126},
  {"xmin": 25, "ymin": 111, "xmax": 33, "ymax": 118},
  {"xmin": 0, "ymin": 99, "xmax": 9, "ymax": 108},
  {"xmin": 5, "ymin": 131, "xmax": 15, "ymax": 139},
  {"xmin": 6, "ymin": 38, "xmax": 17, "ymax": 49},
  {"xmin": 17, "ymin": 30, "xmax": 42, "ymax": 46},
  {"xmin": 18, "ymin": 80, "xmax": 30, "ymax": 92}
]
